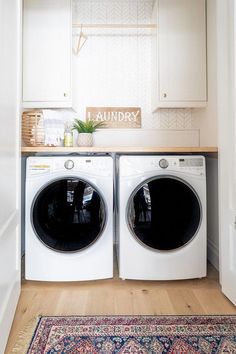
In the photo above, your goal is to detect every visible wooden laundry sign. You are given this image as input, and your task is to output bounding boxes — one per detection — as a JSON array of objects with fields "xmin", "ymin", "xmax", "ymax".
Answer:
[{"xmin": 86, "ymin": 107, "xmax": 141, "ymax": 128}]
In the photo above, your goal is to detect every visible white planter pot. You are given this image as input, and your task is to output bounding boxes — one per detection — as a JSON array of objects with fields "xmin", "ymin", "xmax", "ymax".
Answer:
[{"xmin": 77, "ymin": 133, "xmax": 93, "ymax": 147}]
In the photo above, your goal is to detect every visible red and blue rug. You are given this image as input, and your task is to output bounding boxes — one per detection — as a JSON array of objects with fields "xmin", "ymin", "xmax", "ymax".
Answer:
[{"xmin": 14, "ymin": 315, "xmax": 236, "ymax": 353}]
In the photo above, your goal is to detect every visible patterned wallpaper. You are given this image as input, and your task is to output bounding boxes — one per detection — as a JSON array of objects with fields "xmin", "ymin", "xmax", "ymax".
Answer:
[
  {"xmin": 73, "ymin": 0, "xmax": 154, "ymax": 25},
  {"xmin": 157, "ymin": 109, "xmax": 193, "ymax": 129},
  {"xmin": 72, "ymin": 0, "xmax": 194, "ymax": 131}
]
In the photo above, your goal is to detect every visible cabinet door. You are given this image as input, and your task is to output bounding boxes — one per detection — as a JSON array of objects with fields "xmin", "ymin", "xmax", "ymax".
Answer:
[
  {"xmin": 23, "ymin": 0, "xmax": 72, "ymax": 108},
  {"xmin": 218, "ymin": 0, "xmax": 236, "ymax": 306},
  {"xmin": 0, "ymin": 0, "xmax": 21, "ymax": 352},
  {"xmin": 155, "ymin": 0, "xmax": 207, "ymax": 108}
]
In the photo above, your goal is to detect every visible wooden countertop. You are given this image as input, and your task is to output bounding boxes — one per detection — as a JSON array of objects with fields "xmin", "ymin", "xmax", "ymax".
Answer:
[{"xmin": 21, "ymin": 146, "xmax": 218, "ymax": 153}]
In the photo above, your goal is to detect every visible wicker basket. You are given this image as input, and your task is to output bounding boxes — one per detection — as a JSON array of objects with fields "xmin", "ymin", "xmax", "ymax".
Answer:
[{"xmin": 22, "ymin": 111, "xmax": 45, "ymax": 146}]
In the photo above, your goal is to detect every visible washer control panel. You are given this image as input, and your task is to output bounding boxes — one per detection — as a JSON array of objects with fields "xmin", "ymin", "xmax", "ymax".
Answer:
[
  {"xmin": 64, "ymin": 160, "xmax": 74, "ymax": 170},
  {"xmin": 27, "ymin": 157, "xmax": 113, "ymax": 177}
]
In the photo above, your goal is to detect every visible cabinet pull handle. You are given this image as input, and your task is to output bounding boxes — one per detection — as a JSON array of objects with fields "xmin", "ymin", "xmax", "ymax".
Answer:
[
  {"xmin": 64, "ymin": 92, "xmax": 68, "ymax": 97},
  {"xmin": 163, "ymin": 93, "xmax": 167, "ymax": 98}
]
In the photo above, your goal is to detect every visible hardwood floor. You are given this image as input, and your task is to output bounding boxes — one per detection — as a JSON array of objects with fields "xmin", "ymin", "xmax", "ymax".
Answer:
[{"xmin": 5, "ymin": 263, "xmax": 236, "ymax": 353}]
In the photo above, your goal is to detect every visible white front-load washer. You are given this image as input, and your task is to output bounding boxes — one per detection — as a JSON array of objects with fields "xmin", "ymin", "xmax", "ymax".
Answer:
[
  {"xmin": 25, "ymin": 156, "xmax": 113, "ymax": 281},
  {"xmin": 118, "ymin": 155, "xmax": 206, "ymax": 280}
]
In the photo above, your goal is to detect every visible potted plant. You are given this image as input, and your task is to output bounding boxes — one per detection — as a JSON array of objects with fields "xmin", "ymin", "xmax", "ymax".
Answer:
[{"xmin": 72, "ymin": 119, "xmax": 105, "ymax": 147}]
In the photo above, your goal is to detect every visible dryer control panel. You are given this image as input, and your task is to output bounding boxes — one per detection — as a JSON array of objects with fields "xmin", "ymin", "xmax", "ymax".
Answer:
[
  {"xmin": 179, "ymin": 158, "xmax": 204, "ymax": 167},
  {"xmin": 120, "ymin": 156, "xmax": 205, "ymax": 177},
  {"xmin": 164, "ymin": 157, "xmax": 205, "ymax": 176}
]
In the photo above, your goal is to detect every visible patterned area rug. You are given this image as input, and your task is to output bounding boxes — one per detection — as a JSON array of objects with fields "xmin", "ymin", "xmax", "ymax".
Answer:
[{"xmin": 15, "ymin": 315, "xmax": 236, "ymax": 353}]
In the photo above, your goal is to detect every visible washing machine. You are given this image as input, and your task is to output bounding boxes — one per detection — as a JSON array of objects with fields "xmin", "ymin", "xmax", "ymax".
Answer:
[
  {"xmin": 118, "ymin": 155, "xmax": 206, "ymax": 280},
  {"xmin": 25, "ymin": 156, "xmax": 113, "ymax": 281}
]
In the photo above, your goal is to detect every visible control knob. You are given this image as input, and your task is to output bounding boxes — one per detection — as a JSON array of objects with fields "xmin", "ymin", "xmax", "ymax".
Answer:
[
  {"xmin": 159, "ymin": 159, "xmax": 169, "ymax": 169},
  {"xmin": 64, "ymin": 160, "xmax": 74, "ymax": 170}
]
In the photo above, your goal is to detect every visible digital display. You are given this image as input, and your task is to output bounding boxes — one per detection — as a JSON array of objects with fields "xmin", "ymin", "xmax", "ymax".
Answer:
[{"xmin": 179, "ymin": 158, "xmax": 203, "ymax": 167}]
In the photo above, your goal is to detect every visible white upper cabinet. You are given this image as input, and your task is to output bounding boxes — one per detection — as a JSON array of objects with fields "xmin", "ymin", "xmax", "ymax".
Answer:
[
  {"xmin": 23, "ymin": 0, "xmax": 72, "ymax": 108},
  {"xmin": 152, "ymin": 0, "xmax": 207, "ymax": 110}
]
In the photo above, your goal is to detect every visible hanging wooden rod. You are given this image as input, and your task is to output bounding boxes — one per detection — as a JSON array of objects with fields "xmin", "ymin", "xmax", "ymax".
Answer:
[{"xmin": 72, "ymin": 23, "xmax": 156, "ymax": 29}]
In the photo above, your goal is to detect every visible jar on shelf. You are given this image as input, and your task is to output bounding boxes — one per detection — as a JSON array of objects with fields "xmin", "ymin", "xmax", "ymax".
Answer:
[{"xmin": 64, "ymin": 121, "xmax": 73, "ymax": 147}]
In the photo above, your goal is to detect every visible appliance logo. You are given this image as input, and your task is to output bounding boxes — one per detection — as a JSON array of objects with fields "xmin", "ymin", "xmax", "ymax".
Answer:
[
  {"xmin": 30, "ymin": 164, "xmax": 50, "ymax": 171},
  {"xmin": 86, "ymin": 107, "xmax": 141, "ymax": 129}
]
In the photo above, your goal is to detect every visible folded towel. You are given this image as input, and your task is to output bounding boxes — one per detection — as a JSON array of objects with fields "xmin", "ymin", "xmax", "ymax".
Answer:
[{"xmin": 42, "ymin": 109, "xmax": 75, "ymax": 146}]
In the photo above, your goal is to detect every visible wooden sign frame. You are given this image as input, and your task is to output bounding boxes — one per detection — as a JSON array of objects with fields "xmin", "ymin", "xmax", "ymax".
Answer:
[{"xmin": 86, "ymin": 107, "xmax": 141, "ymax": 129}]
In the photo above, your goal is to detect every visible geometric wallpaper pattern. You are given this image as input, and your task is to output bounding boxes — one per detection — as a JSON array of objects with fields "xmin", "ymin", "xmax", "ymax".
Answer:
[{"xmin": 155, "ymin": 109, "xmax": 193, "ymax": 129}]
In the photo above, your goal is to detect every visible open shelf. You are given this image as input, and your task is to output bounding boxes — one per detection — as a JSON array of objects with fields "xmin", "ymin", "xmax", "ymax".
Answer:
[{"xmin": 21, "ymin": 146, "xmax": 218, "ymax": 154}]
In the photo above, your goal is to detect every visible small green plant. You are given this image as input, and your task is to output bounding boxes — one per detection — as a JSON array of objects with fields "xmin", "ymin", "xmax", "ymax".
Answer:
[{"xmin": 72, "ymin": 119, "xmax": 105, "ymax": 133}]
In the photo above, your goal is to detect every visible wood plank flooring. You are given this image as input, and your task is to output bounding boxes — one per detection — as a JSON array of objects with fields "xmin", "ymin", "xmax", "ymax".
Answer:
[{"xmin": 5, "ymin": 263, "xmax": 236, "ymax": 353}]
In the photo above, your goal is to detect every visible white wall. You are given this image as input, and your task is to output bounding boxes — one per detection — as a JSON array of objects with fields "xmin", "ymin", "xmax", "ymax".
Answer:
[
  {"xmin": 72, "ymin": 0, "xmax": 217, "ymax": 147},
  {"xmin": 203, "ymin": 0, "xmax": 219, "ymax": 268},
  {"xmin": 192, "ymin": 0, "xmax": 218, "ymax": 147}
]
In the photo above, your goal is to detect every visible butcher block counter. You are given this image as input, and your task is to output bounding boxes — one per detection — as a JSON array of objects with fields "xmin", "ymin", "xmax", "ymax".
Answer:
[{"xmin": 21, "ymin": 146, "xmax": 218, "ymax": 154}]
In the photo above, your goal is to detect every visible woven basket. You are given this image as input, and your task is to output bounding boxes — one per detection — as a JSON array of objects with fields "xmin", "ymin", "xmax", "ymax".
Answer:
[{"xmin": 22, "ymin": 111, "xmax": 45, "ymax": 146}]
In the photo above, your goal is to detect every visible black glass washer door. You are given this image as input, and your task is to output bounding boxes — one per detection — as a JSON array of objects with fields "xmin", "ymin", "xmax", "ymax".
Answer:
[
  {"xmin": 127, "ymin": 176, "xmax": 201, "ymax": 251},
  {"xmin": 32, "ymin": 178, "xmax": 106, "ymax": 252}
]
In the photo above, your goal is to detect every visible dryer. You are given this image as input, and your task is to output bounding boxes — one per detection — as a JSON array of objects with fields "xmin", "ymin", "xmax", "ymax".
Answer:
[
  {"xmin": 25, "ymin": 156, "xmax": 113, "ymax": 281},
  {"xmin": 118, "ymin": 155, "xmax": 206, "ymax": 280}
]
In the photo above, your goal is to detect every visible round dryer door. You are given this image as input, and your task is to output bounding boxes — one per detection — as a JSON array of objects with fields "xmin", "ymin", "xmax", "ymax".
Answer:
[
  {"xmin": 32, "ymin": 178, "xmax": 106, "ymax": 252},
  {"xmin": 127, "ymin": 176, "xmax": 202, "ymax": 251}
]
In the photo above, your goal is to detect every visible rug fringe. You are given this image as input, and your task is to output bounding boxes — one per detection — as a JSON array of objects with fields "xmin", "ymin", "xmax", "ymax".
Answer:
[{"xmin": 11, "ymin": 315, "xmax": 40, "ymax": 354}]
